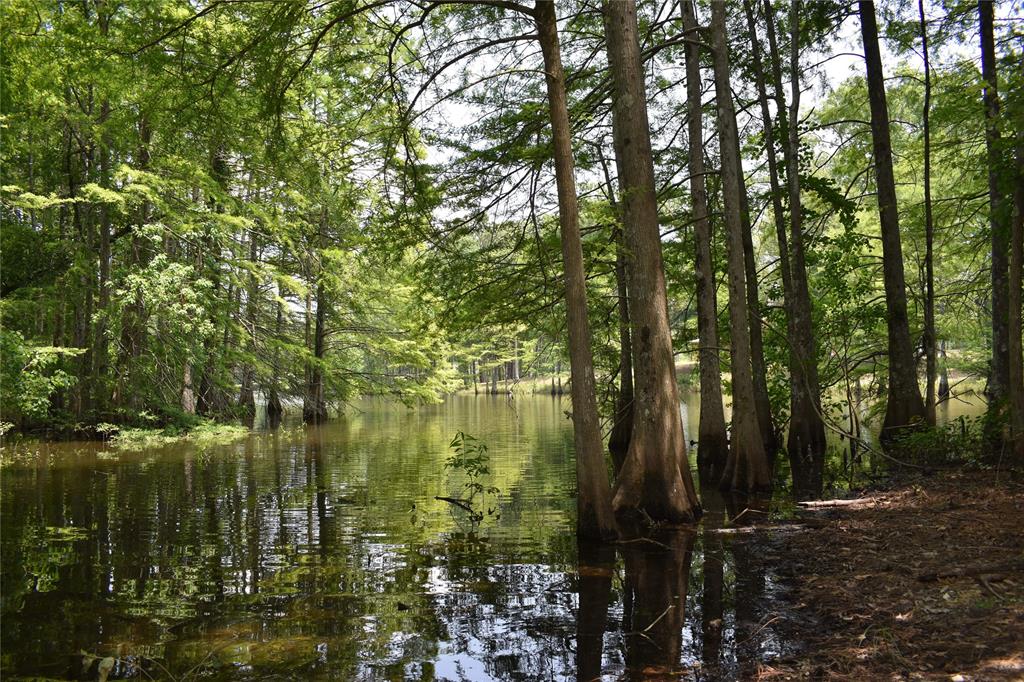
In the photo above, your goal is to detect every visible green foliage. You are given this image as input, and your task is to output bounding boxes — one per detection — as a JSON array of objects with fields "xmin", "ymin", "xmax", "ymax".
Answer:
[
  {"xmin": 0, "ymin": 329, "xmax": 82, "ymax": 423},
  {"xmin": 443, "ymin": 431, "xmax": 501, "ymax": 527},
  {"xmin": 888, "ymin": 416, "xmax": 988, "ymax": 466}
]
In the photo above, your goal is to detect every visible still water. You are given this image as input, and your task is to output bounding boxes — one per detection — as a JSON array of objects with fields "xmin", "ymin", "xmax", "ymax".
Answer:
[{"xmin": 0, "ymin": 392, "xmax": 982, "ymax": 680}]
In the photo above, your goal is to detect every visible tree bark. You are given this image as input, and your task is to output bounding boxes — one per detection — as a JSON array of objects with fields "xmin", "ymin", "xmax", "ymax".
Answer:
[
  {"xmin": 603, "ymin": 0, "xmax": 701, "ymax": 522},
  {"xmin": 859, "ymin": 0, "xmax": 927, "ymax": 440},
  {"xmin": 710, "ymin": 0, "xmax": 772, "ymax": 493},
  {"xmin": 980, "ymin": 0, "xmax": 1009, "ymax": 407},
  {"xmin": 680, "ymin": 0, "xmax": 728, "ymax": 484},
  {"xmin": 535, "ymin": 0, "xmax": 617, "ymax": 541}
]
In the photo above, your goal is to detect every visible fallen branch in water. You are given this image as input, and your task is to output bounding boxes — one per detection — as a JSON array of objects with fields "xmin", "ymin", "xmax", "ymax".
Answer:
[{"xmin": 435, "ymin": 496, "xmax": 475, "ymax": 514}]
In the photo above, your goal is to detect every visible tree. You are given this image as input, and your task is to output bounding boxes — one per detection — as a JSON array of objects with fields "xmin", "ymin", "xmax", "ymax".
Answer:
[
  {"xmin": 859, "ymin": 0, "xmax": 927, "ymax": 440},
  {"xmin": 919, "ymin": 0, "xmax": 937, "ymax": 425},
  {"xmin": 979, "ymin": 0, "xmax": 1010, "ymax": 410},
  {"xmin": 535, "ymin": 0, "xmax": 617, "ymax": 540},
  {"xmin": 709, "ymin": 0, "xmax": 771, "ymax": 492},
  {"xmin": 680, "ymin": 0, "xmax": 728, "ymax": 483},
  {"xmin": 603, "ymin": 0, "xmax": 701, "ymax": 521},
  {"xmin": 744, "ymin": 0, "xmax": 827, "ymax": 497}
]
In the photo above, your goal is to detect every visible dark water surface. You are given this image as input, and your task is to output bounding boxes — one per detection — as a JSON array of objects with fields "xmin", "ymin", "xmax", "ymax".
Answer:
[{"xmin": 0, "ymin": 393, "xmax": 982, "ymax": 680}]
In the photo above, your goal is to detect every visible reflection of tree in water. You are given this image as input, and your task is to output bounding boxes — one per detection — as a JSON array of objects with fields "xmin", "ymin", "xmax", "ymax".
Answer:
[
  {"xmin": 699, "ymin": 486, "xmax": 728, "ymax": 676},
  {"xmin": 576, "ymin": 542, "xmax": 614, "ymax": 681},
  {"xmin": 620, "ymin": 529, "xmax": 695, "ymax": 679}
]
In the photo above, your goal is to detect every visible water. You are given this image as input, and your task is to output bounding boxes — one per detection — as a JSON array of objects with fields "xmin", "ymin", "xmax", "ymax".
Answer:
[{"xmin": 0, "ymin": 391, "xmax": 984, "ymax": 680}]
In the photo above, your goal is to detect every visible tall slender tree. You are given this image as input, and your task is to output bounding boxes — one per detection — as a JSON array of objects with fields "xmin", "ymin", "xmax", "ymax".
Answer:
[
  {"xmin": 535, "ymin": 0, "xmax": 618, "ymax": 540},
  {"xmin": 680, "ymin": 0, "xmax": 728, "ymax": 482},
  {"xmin": 859, "ymin": 0, "xmax": 927, "ymax": 439},
  {"xmin": 709, "ymin": 0, "xmax": 771, "ymax": 492},
  {"xmin": 1010, "ymin": 135, "xmax": 1024, "ymax": 458},
  {"xmin": 980, "ymin": 0, "xmax": 1010, "ymax": 410},
  {"xmin": 744, "ymin": 0, "xmax": 826, "ymax": 497},
  {"xmin": 919, "ymin": 0, "xmax": 937, "ymax": 426}
]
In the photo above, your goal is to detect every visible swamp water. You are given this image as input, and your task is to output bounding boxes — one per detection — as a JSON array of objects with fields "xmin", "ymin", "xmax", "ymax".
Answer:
[{"xmin": 0, "ymin": 392, "xmax": 984, "ymax": 680}]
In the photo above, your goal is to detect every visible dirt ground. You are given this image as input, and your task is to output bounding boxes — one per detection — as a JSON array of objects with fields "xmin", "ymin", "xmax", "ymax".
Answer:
[{"xmin": 755, "ymin": 468, "xmax": 1024, "ymax": 681}]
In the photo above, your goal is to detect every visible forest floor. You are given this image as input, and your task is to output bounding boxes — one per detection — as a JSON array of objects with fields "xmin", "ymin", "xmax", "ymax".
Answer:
[{"xmin": 757, "ymin": 468, "xmax": 1024, "ymax": 681}]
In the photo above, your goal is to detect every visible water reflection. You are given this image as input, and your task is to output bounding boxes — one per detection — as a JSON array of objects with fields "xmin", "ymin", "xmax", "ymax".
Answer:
[
  {"xmin": 621, "ymin": 531, "xmax": 695, "ymax": 679},
  {"xmin": 2, "ymin": 393, "xmax": 920, "ymax": 680}
]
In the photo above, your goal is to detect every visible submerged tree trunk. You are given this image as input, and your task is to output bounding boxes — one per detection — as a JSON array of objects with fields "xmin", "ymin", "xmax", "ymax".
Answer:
[
  {"xmin": 859, "ymin": 0, "xmax": 927, "ymax": 439},
  {"xmin": 710, "ymin": 0, "xmax": 772, "ymax": 493},
  {"xmin": 681, "ymin": 0, "xmax": 728, "ymax": 483},
  {"xmin": 753, "ymin": 0, "xmax": 827, "ymax": 497},
  {"xmin": 980, "ymin": 0, "xmax": 1009, "ymax": 408},
  {"xmin": 535, "ymin": 0, "xmax": 617, "ymax": 541},
  {"xmin": 603, "ymin": 0, "xmax": 701, "ymax": 522}
]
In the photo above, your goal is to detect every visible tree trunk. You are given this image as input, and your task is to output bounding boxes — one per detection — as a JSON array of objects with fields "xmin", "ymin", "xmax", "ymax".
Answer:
[
  {"xmin": 603, "ymin": 0, "xmax": 701, "ymax": 522},
  {"xmin": 303, "ymin": 278, "xmax": 328, "ymax": 424},
  {"xmin": 93, "ymin": 97, "xmax": 112, "ymax": 417},
  {"xmin": 267, "ymin": 285, "xmax": 284, "ymax": 428},
  {"xmin": 304, "ymin": 211, "xmax": 328, "ymax": 425},
  {"xmin": 1009, "ymin": 134, "xmax": 1024, "ymax": 458},
  {"xmin": 602, "ymin": 160, "xmax": 634, "ymax": 474},
  {"xmin": 181, "ymin": 362, "xmax": 196, "ymax": 415},
  {"xmin": 238, "ymin": 226, "xmax": 259, "ymax": 426},
  {"xmin": 735, "ymin": 131, "xmax": 777, "ymax": 458},
  {"xmin": 755, "ymin": 0, "xmax": 827, "ymax": 497},
  {"xmin": 710, "ymin": 0, "xmax": 772, "ymax": 493},
  {"xmin": 681, "ymin": 0, "xmax": 728, "ymax": 484},
  {"xmin": 939, "ymin": 340, "xmax": 950, "ymax": 399},
  {"xmin": 859, "ymin": 0, "xmax": 927, "ymax": 440},
  {"xmin": 980, "ymin": 0, "xmax": 1009, "ymax": 407},
  {"xmin": 535, "ymin": 0, "xmax": 617, "ymax": 541},
  {"xmin": 116, "ymin": 117, "xmax": 151, "ymax": 410},
  {"xmin": 920, "ymin": 0, "xmax": 937, "ymax": 426}
]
